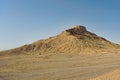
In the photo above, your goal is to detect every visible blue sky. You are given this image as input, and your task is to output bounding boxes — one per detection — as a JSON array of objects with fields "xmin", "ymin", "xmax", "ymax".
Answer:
[{"xmin": 0, "ymin": 0, "xmax": 120, "ymax": 50}]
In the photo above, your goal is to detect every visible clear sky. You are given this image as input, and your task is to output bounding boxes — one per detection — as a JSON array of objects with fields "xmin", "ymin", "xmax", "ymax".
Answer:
[{"xmin": 0, "ymin": 0, "xmax": 120, "ymax": 51}]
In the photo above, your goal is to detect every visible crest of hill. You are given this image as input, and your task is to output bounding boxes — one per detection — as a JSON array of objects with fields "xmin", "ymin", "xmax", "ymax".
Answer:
[{"xmin": 0, "ymin": 25, "xmax": 120, "ymax": 56}]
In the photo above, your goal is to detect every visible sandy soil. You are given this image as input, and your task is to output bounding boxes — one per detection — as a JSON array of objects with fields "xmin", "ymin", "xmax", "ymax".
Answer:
[{"xmin": 0, "ymin": 53, "xmax": 120, "ymax": 80}]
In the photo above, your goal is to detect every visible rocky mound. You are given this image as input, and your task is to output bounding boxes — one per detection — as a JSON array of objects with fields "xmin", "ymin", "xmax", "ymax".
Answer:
[{"xmin": 0, "ymin": 25, "xmax": 120, "ymax": 56}]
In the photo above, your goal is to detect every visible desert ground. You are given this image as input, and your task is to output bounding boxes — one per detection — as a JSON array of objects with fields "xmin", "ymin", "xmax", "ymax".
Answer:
[
  {"xmin": 0, "ymin": 53, "xmax": 120, "ymax": 80},
  {"xmin": 0, "ymin": 26, "xmax": 120, "ymax": 80}
]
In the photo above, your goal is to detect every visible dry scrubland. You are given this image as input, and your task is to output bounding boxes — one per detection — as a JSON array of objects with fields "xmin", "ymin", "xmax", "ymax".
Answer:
[{"xmin": 0, "ymin": 26, "xmax": 120, "ymax": 80}]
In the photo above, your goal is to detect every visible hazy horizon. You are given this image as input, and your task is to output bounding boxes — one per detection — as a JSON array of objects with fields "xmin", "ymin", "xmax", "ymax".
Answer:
[{"xmin": 0, "ymin": 0, "xmax": 120, "ymax": 50}]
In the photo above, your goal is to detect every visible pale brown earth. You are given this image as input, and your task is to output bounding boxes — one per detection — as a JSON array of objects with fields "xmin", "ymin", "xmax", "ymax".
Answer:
[
  {"xmin": 0, "ymin": 53, "xmax": 120, "ymax": 80},
  {"xmin": 90, "ymin": 69, "xmax": 120, "ymax": 80},
  {"xmin": 0, "ymin": 25, "xmax": 120, "ymax": 80}
]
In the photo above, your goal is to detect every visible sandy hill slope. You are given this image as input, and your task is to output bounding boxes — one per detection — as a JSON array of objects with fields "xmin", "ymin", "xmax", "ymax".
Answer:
[{"xmin": 0, "ymin": 25, "xmax": 120, "ymax": 56}]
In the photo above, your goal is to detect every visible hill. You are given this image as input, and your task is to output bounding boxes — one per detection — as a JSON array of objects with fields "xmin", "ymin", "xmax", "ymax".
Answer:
[
  {"xmin": 0, "ymin": 25, "xmax": 120, "ymax": 80},
  {"xmin": 0, "ymin": 25, "xmax": 120, "ymax": 56}
]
